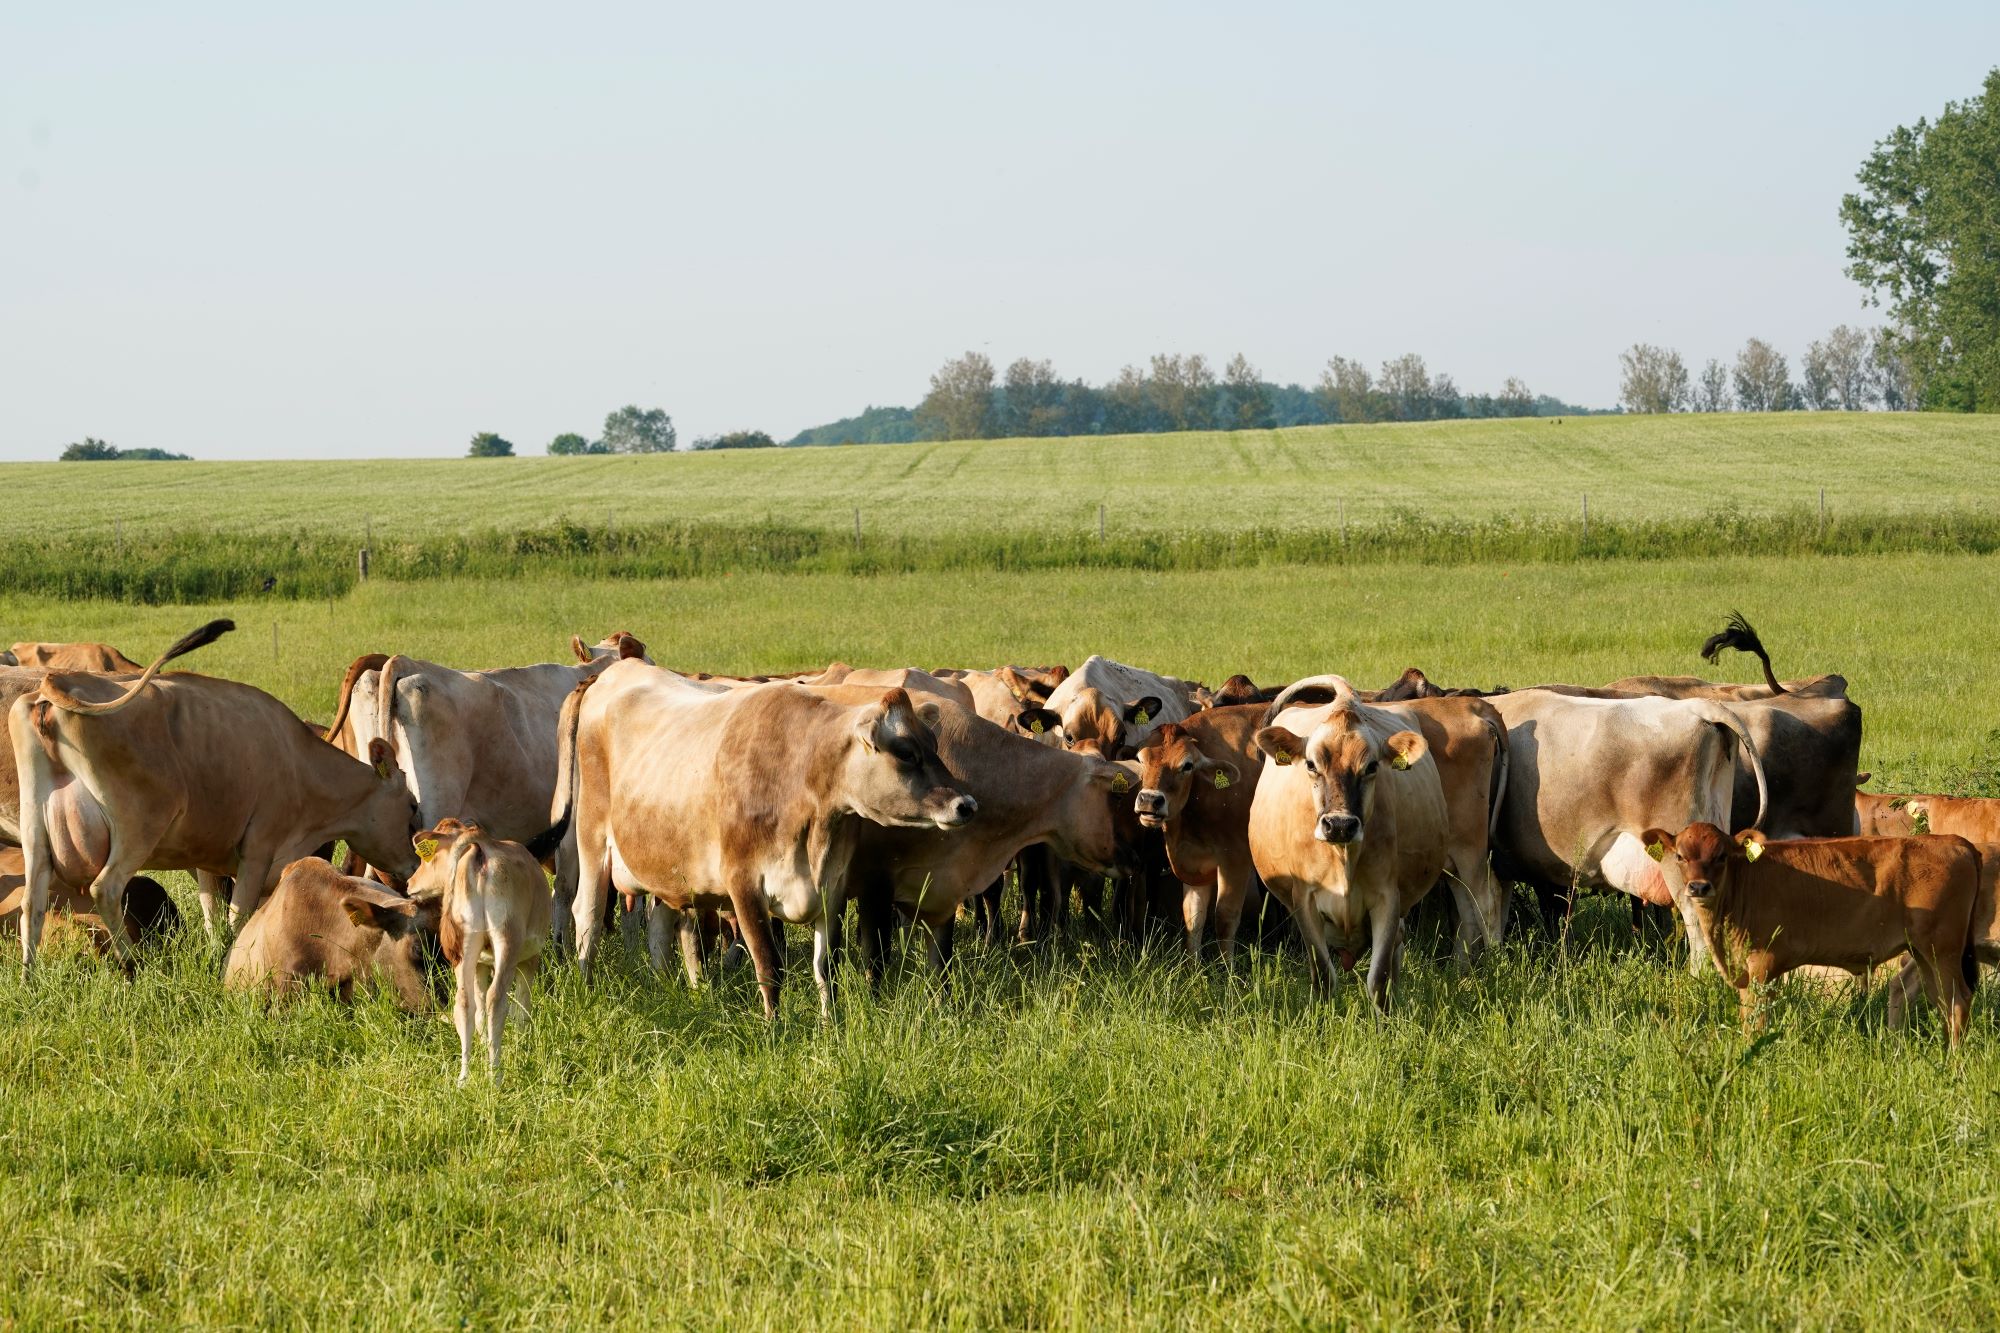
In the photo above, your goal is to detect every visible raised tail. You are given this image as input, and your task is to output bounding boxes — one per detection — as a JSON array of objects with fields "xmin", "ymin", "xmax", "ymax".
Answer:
[
  {"xmin": 1696, "ymin": 700, "xmax": 1768, "ymax": 830},
  {"xmin": 323, "ymin": 653, "xmax": 390, "ymax": 744},
  {"xmin": 39, "ymin": 618, "xmax": 235, "ymax": 715},
  {"xmin": 1699, "ymin": 610, "xmax": 1786, "ymax": 696}
]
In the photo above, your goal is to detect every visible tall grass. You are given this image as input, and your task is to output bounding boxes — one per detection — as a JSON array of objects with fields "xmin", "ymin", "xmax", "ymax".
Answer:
[{"xmin": 23, "ymin": 506, "xmax": 2000, "ymax": 603}]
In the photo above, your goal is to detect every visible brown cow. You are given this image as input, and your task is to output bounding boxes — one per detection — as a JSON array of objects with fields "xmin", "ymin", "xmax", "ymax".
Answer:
[
  {"xmin": 1898, "ymin": 794, "xmax": 2000, "ymax": 845},
  {"xmin": 11, "ymin": 621, "xmax": 422, "ymax": 967},
  {"xmin": 1887, "ymin": 843, "xmax": 2000, "ymax": 1029},
  {"xmin": 556, "ymin": 664, "xmax": 977, "ymax": 1017},
  {"xmin": 4, "ymin": 642, "xmax": 145, "ymax": 673},
  {"xmin": 224, "ymin": 858, "xmax": 444, "ymax": 1009},
  {"xmin": 1854, "ymin": 782, "xmax": 1920, "ymax": 837},
  {"xmin": 1133, "ymin": 706, "xmax": 1265, "ymax": 960},
  {"xmin": 1643, "ymin": 823, "xmax": 1978, "ymax": 1046},
  {"xmin": 406, "ymin": 819, "xmax": 555, "ymax": 1084},
  {"xmin": 1603, "ymin": 611, "xmax": 1847, "ymax": 700},
  {"xmin": 1250, "ymin": 689, "xmax": 1449, "ymax": 1009}
]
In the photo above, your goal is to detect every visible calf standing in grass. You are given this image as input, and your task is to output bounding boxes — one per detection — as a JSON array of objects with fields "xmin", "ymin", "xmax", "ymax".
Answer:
[
  {"xmin": 1132, "ymin": 707, "xmax": 1263, "ymax": 961},
  {"xmin": 1644, "ymin": 822, "xmax": 1979, "ymax": 1046},
  {"xmin": 408, "ymin": 819, "xmax": 552, "ymax": 1083}
]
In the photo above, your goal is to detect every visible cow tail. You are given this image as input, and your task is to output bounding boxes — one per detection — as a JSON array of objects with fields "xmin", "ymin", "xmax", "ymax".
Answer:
[
  {"xmin": 451, "ymin": 837, "xmax": 485, "ymax": 907},
  {"xmin": 323, "ymin": 653, "xmax": 390, "ymax": 744},
  {"xmin": 1485, "ymin": 713, "xmax": 1510, "ymax": 840},
  {"xmin": 372, "ymin": 654, "xmax": 408, "ymax": 757},
  {"xmin": 1964, "ymin": 843, "xmax": 1983, "ymax": 995},
  {"xmin": 1698, "ymin": 702, "xmax": 1768, "ymax": 830},
  {"xmin": 550, "ymin": 674, "xmax": 597, "ymax": 834},
  {"xmin": 39, "ymin": 617, "xmax": 236, "ymax": 715},
  {"xmin": 1699, "ymin": 610, "xmax": 1787, "ymax": 696}
]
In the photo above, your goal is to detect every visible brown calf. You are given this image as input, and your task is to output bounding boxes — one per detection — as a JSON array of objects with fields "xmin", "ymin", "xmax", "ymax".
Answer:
[
  {"xmin": 1133, "ymin": 706, "xmax": 1264, "ymax": 960},
  {"xmin": 223, "ymin": 858, "xmax": 444, "ymax": 1009},
  {"xmin": 1643, "ymin": 822, "xmax": 1978, "ymax": 1046}
]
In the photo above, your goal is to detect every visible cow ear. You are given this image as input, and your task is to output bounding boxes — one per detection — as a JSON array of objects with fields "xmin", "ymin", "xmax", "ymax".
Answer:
[
  {"xmin": 341, "ymin": 892, "xmax": 416, "ymax": 933},
  {"xmin": 367, "ymin": 737, "xmax": 395, "ymax": 779},
  {"xmin": 1014, "ymin": 707, "xmax": 1059, "ymax": 738},
  {"xmin": 914, "ymin": 700, "xmax": 943, "ymax": 728},
  {"xmin": 616, "ymin": 633, "xmax": 647, "ymax": 661},
  {"xmin": 1384, "ymin": 730, "xmax": 1427, "ymax": 770},
  {"xmin": 1087, "ymin": 760, "xmax": 1136, "ymax": 794},
  {"xmin": 1208, "ymin": 759, "xmax": 1241, "ymax": 790},
  {"xmin": 1255, "ymin": 726, "xmax": 1303, "ymax": 765},
  {"xmin": 570, "ymin": 634, "xmax": 591, "ymax": 664},
  {"xmin": 1738, "ymin": 835, "xmax": 1764, "ymax": 863},
  {"xmin": 1641, "ymin": 827, "xmax": 1674, "ymax": 861},
  {"xmin": 1854, "ymin": 771, "xmax": 1872, "ymax": 788},
  {"xmin": 1125, "ymin": 695, "xmax": 1163, "ymax": 727}
]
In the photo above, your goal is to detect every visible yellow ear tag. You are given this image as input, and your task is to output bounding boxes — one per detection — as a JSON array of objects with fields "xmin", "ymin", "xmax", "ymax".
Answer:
[
  {"xmin": 1645, "ymin": 840, "xmax": 1666, "ymax": 862},
  {"xmin": 1134, "ymin": 709, "xmax": 1150, "ymax": 726},
  {"xmin": 1743, "ymin": 840, "xmax": 1763, "ymax": 863},
  {"xmin": 416, "ymin": 838, "xmax": 440, "ymax": 862},
  {"xmin": 1390, "ymin": 754, "xmax": 1411, "ymax": 771},
  {"xmin": 1212, "ymin": 771, "xmax": 1231, "ymax": 789},
  {"xmin": 1029, "ymin": 718, "xmax": 1044, "ymax": 735},
  {"xmin": 1110, "ymin": 772, "xmax": 1130, "ymax": 793},
  {"xmin": 1273, "ymin": 751, "xmax": 1294, "ymax": 766}
]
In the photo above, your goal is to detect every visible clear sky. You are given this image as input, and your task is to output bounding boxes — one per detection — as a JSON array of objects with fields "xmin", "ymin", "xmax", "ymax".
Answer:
[{"xmin": 3, "ymin": 2, "xmax": 1994, "ymax": 459}]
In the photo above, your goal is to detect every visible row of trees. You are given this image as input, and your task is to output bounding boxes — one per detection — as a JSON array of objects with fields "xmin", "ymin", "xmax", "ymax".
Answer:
[
  {"xmin": 466, "ymin": 409, "xmax": 778, "ymax": 457},
  {"xmin": 1617, "ymin": 327, "xmax": 1912, "ymax": 414},
  {"xmin": 59, "ymin": 437, "xmax": 190, "ymax": 461},
  {"xmin": 902, "ymin": 351, "xmax": 1589, "ymax": 443}
]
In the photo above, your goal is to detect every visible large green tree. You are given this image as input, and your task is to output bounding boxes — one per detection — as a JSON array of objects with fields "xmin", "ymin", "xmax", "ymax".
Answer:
[
  {"xmin": 1841, "ymin": 68, "xmax": 2000, "ymax": 411},
  {"xmin": 602, "ymin": 405, "xmax": 677, "ymax": 453},
  {"xmin": 914, "ymin": 351, "xmax": 996, "ymax": 440}
]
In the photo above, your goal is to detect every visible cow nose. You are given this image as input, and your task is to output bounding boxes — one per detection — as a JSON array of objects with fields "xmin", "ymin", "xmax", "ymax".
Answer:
[
  {"xmin": 1686, "ymin": 878, "xmax": 1712, "ymax": 899},
  {"xmin": 948, "ymin": 794, "xmax": 978, "ymax": 824},
  {"xmin": 1316, "ymin": 813, "xmax": 1360, "ymax": 844},
  {"xmin": 1135, "ymin": 789, "xmax": 1165, "ymax": 813}
]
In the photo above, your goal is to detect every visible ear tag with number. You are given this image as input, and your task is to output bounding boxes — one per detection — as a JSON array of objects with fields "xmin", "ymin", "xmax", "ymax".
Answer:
[
  {"xmin": 1390, "ymin": 754, "xmax": 1411, "ymax": 771},
  {"xmin": 1110, "ymin": 772, "xmax": 1129, "ymax": 793},
  {"xmin": 1743, "ymin": 840, "xmax": 1763, "ymax": 863},
  {"xmin": 1029, "ymin": 718, "xmax": 1044, "ymax": 735},
  {"xmin": 416, "ymin": 838, "xmax": 440, "ymax": 862}
]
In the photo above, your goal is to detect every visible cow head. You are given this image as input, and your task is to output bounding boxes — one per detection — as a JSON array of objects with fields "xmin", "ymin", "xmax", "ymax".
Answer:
[
  {"xmin": 1059, "ymin": 686, "xmax": 1160, "ymax": 760},
  {"xmin": 1255, "ymin": 711, "xmax": 1426, "ymax": 845},
  {"xmin": 843, "ymin": 689, "xmax": 978, "ymax": 830},
  {"xmin": 1133, "ymin": 723, "xmax": 1240, "ymax": 830},
  {"xmin": 338, "ymin": 879, "xmax": 448, "ymax": 1003},
  {"xmin": 404, "ymin": 818, "xmax": 478, "ymax": 901},
  {"xmin": 1211, "ymin": 674, "xmax": 1268, "ymax": 709},
  {"xmin": 1009, "ymin": 705, "xmax": 1063, "ymax": 746},
  {"xmin": 1642, "ymin": 821, "xmax": 1757, "ymax": 916},
  {"xmin": 346, "ymin": 737, "xmax": 424, "ymax": 885},
  {"xmin": 572, "ymin": 631, "xmax": 651, "ymax": 665}
]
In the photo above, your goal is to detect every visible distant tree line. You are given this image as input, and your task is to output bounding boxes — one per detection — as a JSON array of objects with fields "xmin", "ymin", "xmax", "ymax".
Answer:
[
  {"xmin": 1617, "ymin": 327, "xmax": 1913, "ymax": 414},
  {"xmin": 789, "ymin": 352, "xmax": 1600, "ymax": 446},
  {"xmin": 59, "ymin": 437, "xmax": 191, "ymax": 461}
]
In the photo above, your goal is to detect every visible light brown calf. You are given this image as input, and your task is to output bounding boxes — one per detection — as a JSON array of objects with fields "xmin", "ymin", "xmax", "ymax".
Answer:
[
  {"xmin": 1132, "ymin": 706, "xmax": 1264, "ymax": 961},
  {"xmin": 1644, "ymin": 822, "xmax": 1978, "ymax": 1046},
  {"xmin": 224, "ymin": 858, "xmax": 443, "ymax": 1010}
]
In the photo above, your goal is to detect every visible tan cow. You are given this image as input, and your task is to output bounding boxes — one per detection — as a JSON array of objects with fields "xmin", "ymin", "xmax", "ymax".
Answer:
[
  {"xmin": 323, "ymin": 631, "xmax": 647, "ymax": 929},
  {"xmin": 1133, "ymin": 706, "xmax": 1265, "ymax": 960},
  {"xmin": 1250, "ymin": 686, "xmax": 1449, "ymax": 1009},
  {"xmin": 3, "ymin": 642, "xmax": 145, "ymax": 673},
  {"xmin": 1043, "ymin": 655, "xmax": 1203, "ymax": 755},
  {"xmin": 11, "ymin": 621, "xmax": 422, "ymax": 967},
  {"xmin": 406, "ymin": 819, "xmax": 553, "ymax": 1084},
  {"xmin": 1644, "ymin": 823, "xmax": 1978, "ymax": 1046},
  {"xmin": 1897, "ymin": 794, "xmax": 2000, "ymax": 845},
  {"xmin": 1484, "ymin": 688, "xmax": 1766, "ymax": 972},
  {"xmin": 224, "ymin": 858, "xmax": 444, "ymax": 1010},
  {"xmin": 813, "ymin": 664, "xmax": 976, "ymax": 710},
  {"xmin": 556, "ymin": 664, "xmax": 977, "ymax": 1017}
]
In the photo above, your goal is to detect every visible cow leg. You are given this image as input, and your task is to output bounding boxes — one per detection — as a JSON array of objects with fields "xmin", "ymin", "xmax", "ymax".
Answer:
[
  {"xmin": 453, "ymin": 934, "xmax": 483, "ymax": 1084},
  {"xmin": 855, "ymin": 882, "xmax": 895, "ymax": 993},
  {"xmin": 225, "ymin": 854, "xmax": 276, "ymax": 931},
  {"xmin": 195, "ymin": 872, "xmax": 231, "ymax": 944},
  {"xmin": 1213, "ymin": 859, "xmax": 1255, "ymax": 967},
  {"xmin": 677, "ymin": 911, "xmax": 706, "ymax": 988},
  {"xmin": 1288, "ymin": 902, "xmax": 1340, "ymax": 997},
  {"xmin": 1363, "ymin": 908, "xmax": 1404, "ymax": 1013},
  {"xmin": 922, "ymin": 912, "xmax": 958, "ymax": 989},
  {"xmin": 570, "ymin": 847, "xmax": 612, "ymax": 982},
  {"xmin": 1913, "ymin": 949, "xmax": 1970, "ymax": 1049},
  {"xmin": 973, "ymin": 877, "xmax": 1002, "ymax": 949},
  {"xmin": 485, "ymin": 935, "xmax": 521, "ymax": 1081},
  {"xmin": 729, "ymin": 888, "xmax": 783, "ymax": 1020},
  {"xmin": 1180, "ymin": 883, "xmax": 1211, "ymax": 962},
  {"xmin": 645, "ymin": 898, "xmax": 677, "ymax": 974},
  {"xmin": 548, "ymin": 831, "xmax": 580, "ymax": 951},
  {"xmin": 1885, "ymin": 957, "xmax": 1924, "ymax": 1031},
  {"xmin": 811, "ymin": 912, "xmax": 842, "ymax": 1018}
]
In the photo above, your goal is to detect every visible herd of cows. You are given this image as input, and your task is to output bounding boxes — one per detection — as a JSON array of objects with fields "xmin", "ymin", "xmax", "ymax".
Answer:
[{"xmin": 0, "ymin": 611, "xmax": 1993, "ymax": 1080}]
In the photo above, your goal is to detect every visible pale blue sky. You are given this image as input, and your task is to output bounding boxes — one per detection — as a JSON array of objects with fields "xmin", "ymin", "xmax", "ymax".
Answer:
[{"xmin": 3, "ymin": 2, "xmax": 1993, "ymax": 459}]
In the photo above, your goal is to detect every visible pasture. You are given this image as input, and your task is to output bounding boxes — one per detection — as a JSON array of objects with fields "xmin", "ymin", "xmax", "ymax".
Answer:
[{"xmin": 6, "ymin": 545, "xmax": 2000, "ymax": 1327}]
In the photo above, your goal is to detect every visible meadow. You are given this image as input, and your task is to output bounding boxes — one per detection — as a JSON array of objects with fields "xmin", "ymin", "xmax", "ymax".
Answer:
[{"xmin": 6, "ymin": 417, "xmax": 2000, "ymax": 1328}]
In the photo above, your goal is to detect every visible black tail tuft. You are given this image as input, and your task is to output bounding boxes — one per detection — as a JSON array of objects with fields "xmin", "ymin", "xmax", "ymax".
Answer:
[
  {"xmin": 525, "ymin": 805, "xmax": 572, "ymax": 863},
  {"xmin": 1965, "ymin": 934, "xmax": 1980, "ymax": 995},
  {"xmin": 1699, "ymin": 610, "xmax": 1763, "ymax": 666},
  {"xmin": 161, "ymin": 618, "xmax": 236, "ymax": 666}
]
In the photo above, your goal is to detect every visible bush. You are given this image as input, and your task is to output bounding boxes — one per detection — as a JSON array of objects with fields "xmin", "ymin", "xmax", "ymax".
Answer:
[{"xmin": 468, "ymin": 433, "xmax": 515, "ymax": 458}]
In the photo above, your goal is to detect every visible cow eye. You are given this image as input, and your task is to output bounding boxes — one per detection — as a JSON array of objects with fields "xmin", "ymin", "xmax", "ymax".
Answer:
[
  {"xmin": 1303, "ymin": 760, "xmax": 1317, "ymax": 775},
  {"xmin": 1364, "ymin": 761, "xmax": 1380, "ymax": 776},
  {"xmin": 1178, "ymin": 760, "xmax": 1194, "ymax": 773},
  {"xmin": 889, "ymin": 742, "xmax": 920, "ymax": 767}
]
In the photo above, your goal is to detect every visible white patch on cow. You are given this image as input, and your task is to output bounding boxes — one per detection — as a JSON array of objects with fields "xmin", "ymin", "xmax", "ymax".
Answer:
[{"xmin": 1600, "ymin": 830, "xmax": 1711, "ymax": 974}]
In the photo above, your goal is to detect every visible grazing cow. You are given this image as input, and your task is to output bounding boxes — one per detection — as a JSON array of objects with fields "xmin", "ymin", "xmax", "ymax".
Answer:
[
  {"xmin": 323, "ymin": 631, "xmax": 648, "ymax": 920},
  {"xmin": 1643, "ymin": 823, "xmax": 1978, "ymax": 1046},
  {"xmin": 0, "ymin": 848, "xmax": 178, "ymax": 958},
  {"xmin": 1249, "ymin": 684, "xmax": 1449, "ymax": 1009},
  {"xmin": 1484, "ymin": 688, "xmax": 1767, "ymax": 970},
  {"xmin": 1132, "ymin": 706, "xmax": 1265, "ymax": 960},
  {"xmin": 557, "ymin": 664, "xmax": 977, "ymax": 1016},
  {"xmin": 1043, "ymin": 655, "xmax": 1203, "ymax": 754},
  {"xmin": 406, "ymin": 819, "xmax": 557, "ymax": 1084},
  {"xmin": 3, "ymin": 641, "xmax": 145, "ymax": 673},
  {"xmin": 224, "ymin": 858, "xmax": 444, "ymax": 1010},
  {"xmin": 11, "ymin": 620, "xmax": 422, "ymax": 967},
  {"xmin": 802, "ymin": 692, "xmax": 1131, "ymax": 981},
  {"xmin": 1896, "ymin": 794, "xmax": 2000, "ymax": 846}
]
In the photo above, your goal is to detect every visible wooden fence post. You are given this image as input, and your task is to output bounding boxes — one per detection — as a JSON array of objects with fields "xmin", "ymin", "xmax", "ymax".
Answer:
[
  {"xmin": 358, "ymin": 548, "xmax": 370, "ymax": 582},
  {"xmin": 1098, "ymin": 504, "xmax": 1106, "ymax": 542},
  {"xmin": 1581, "ymin": 493, "xmax": 1589, "ymax": 544}
]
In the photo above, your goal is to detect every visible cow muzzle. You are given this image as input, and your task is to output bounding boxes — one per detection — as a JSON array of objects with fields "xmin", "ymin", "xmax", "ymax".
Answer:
[
  {"xmin": 1134, "ymin": 789, "xmax": 1168, "ymax": 828},
  {"xmin": 925, "ymin": 790, "xmax": 978, "ymax": 829},
  {"xmin": 1315, "ymin": 813, "xmax": 1361, "ymax": 845},
  {"xmin": 1686, "ymin": 878, "xmax": 1713, "ymax": 900}
]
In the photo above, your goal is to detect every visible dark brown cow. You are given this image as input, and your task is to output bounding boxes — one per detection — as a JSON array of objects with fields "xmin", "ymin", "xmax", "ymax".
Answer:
[
  {"xmin": 1644, "ymin": 823, "xmax": 1978, "ymax": 1046},
  {"xmin": 1132, "ymin": 706, "xmax": 1265, "ymax": 960}
]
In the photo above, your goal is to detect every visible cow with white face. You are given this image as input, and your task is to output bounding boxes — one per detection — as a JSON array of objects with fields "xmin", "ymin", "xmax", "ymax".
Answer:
[
  {"xmin": 1042, "ymin": 655, "xmax": 1202, "ymax": 757},
  {"xmin": 1249, "ymin": 677, "xmax": 1449, "ymax": 1010}
]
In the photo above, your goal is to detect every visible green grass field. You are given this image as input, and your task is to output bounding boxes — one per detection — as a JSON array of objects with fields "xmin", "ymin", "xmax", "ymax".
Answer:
[
  {"xmin": 11, "ymin": 411, "xmax": 2000, "ymax": 542},
  {"xmin": 7, "ymin": 417, "xmax": 2000, "ymax": 1328}
]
